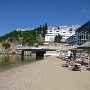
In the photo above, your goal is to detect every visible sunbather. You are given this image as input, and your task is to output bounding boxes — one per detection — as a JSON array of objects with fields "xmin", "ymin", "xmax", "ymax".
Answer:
[{"xmin": 68, "ymin": 60, "xmax": 81, "ymax": 71}]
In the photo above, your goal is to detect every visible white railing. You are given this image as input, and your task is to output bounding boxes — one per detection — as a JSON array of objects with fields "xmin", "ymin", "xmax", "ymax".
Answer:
[{"xmin": 16, "ymin": 45, "xmax": 62, "ymax": 50}]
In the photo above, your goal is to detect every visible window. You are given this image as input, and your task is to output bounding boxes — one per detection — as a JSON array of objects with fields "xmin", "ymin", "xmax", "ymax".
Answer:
[
  {"xmin": 56, "ymin": 31, "xmax": 59, "ymax": 32},
  {"xmin": 69, "ymin": 32, "xmax": 72, "ymax": 33},
  {"xmin": 63, "ymin": 32, "xmax": 66, "ymax": 33}
]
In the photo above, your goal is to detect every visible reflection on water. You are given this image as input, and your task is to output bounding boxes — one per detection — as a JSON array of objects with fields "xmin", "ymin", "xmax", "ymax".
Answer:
[{"xmin": 0, "ymin": 54, "xmax": 37, "ymax": 72}]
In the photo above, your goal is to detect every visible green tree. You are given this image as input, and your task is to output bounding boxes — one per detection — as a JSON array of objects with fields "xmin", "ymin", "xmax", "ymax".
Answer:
[
  {"xmin": 54, "ymin": 34, "xmax": 62, "ymax": 43},
  {"xmin": 42, "ymin": 23, "xmax": 48, "ymax": 38},
  {"xmin": 36, "ymin": 36, "xmax": 44, "ymax": 45},
  {"xmin": 28, "ymin": 40, "xmax": 35, "ymax": 46},
  {"xmin": 2, "ymin": 42, "xmax": 11, "ymax": 50}
]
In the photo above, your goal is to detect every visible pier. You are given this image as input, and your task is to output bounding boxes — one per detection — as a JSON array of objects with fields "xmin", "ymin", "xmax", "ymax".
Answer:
[{"xmin": 16, "ymin": 45, "xmax": 56, "ymax": 59}]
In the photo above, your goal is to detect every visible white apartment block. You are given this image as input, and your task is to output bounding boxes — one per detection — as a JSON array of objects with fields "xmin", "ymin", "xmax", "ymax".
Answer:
[{"xmin": 45, "ymin": 25, "xmax": 80, "ymax": 42}]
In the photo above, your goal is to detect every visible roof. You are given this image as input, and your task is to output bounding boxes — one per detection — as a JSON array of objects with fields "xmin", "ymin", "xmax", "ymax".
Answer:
[{"xmin": 76, "ymin": 20, "xmax": 90, "ymax": 32}]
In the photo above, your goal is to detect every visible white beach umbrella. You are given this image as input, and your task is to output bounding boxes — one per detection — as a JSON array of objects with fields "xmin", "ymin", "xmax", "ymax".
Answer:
[{"xmin": 68, "ymin": 45, "xmax": 79, "ymax": 51}]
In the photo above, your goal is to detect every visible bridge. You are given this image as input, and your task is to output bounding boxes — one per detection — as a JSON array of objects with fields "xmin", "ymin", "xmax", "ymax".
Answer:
[{"xmin": 16, "ymin": 45, "xmax": 56, "ymax": 60}]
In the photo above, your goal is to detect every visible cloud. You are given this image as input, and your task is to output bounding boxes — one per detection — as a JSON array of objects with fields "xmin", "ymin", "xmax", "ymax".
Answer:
[{"xmin": 82, "ymin": 8, "xmax": 90, "ymax": 14}]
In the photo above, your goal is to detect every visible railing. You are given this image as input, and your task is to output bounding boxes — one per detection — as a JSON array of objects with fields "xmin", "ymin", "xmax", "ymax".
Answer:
[
  {"xmin": 16, "ymin": 45, "xmax": 42, "ymax": 50},
  {"xmin": 16, "ymin": 45, "xmax": 61, "ymax": 50}
]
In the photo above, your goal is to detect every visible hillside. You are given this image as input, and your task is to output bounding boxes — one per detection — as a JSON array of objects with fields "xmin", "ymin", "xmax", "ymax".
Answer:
[{"xmin": 0, "ymin": 23, "xmax": 48, "ymax": 45}]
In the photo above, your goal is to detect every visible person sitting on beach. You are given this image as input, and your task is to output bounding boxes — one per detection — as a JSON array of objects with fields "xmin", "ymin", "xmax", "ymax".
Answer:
[
  {"xmin": 69, "ymin": 60, "xmax": 77, "ymax": 65},
  {"xmin": 68, "ymin": 60, "xmax": 77, "ymax": 70}
]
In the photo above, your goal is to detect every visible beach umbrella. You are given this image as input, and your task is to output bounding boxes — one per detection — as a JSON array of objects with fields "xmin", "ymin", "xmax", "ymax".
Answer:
[
  {"xmin": 68, "ymin": 44, "xmax": 79, "ymax": 50},
  {"xmin": 78, "ymin": 41, "xmax": 90, "ymax": 68},
  {"xmin": 64, "ymin": 46, "xmax": 72, "ymax": 51},
  {"xmin": 78, "ymin": 41, "xmax": 90, "ymax": 49},
  {"xmin": 66, "ymin": 45, "xmax": 79, "ymax": 60}
]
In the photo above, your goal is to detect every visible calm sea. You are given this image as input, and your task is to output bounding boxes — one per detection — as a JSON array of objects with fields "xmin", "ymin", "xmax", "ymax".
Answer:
[{"xmin": 0, "ymin": 54, "xmax": 39, "ymax": 72}]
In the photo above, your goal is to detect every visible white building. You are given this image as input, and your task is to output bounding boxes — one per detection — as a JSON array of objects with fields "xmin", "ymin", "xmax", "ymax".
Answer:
[
  {"xmin": 45, "ymin": 25, "xmax": 80, "ymax": 42},
  {"xmin": 16, "ymin": 28, "xmax": 33, "ymax": 31}
]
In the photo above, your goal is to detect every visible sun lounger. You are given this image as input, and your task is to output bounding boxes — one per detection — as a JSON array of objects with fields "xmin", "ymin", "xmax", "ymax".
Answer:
[
  {"xmin": 61, "ymin": 64, "xmax": 68, "ymax": 67},
  {"xmin": 68, "ymin": 63, "xmax": 81, "ymax": 71},
  {"xmin": 67, "ymin": 60, "xmax": 81, "ymax": 71}
]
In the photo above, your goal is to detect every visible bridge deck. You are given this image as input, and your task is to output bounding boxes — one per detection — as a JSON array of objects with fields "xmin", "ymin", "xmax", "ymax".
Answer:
[{"xmin": 16, "ymin": 45, "xmax": 57, "ymax": 51}]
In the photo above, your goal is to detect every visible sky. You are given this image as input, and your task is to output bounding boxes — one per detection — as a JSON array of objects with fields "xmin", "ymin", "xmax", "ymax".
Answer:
[{"xmin": 0, "ymin": 0, "xmax": 90, "ymax": 36}]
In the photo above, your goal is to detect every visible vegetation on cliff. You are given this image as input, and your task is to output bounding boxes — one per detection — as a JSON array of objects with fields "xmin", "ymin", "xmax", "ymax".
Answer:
[{"xmin": 0, "ymin": 23, "xmax": 48, "ymax": 45}]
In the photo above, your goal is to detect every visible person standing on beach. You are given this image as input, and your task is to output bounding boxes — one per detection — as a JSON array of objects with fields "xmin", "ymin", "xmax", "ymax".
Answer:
[
  {"xmin": 73, "ymin": 50, "xmax": 76, "ymax": 60},
  {"xmin": 67, "ymin": 51, "xmax": 72, "ymax": 60}
]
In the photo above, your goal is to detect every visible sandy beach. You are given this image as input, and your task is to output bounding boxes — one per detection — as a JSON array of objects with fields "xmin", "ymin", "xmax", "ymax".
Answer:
[{"xmin": 0, "ymin": 56, "xmax": 90, "ymax": 90}]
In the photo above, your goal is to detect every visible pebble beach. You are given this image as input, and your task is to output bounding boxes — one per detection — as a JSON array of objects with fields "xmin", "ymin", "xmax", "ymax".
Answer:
[{"xmin": 0, "ymin": 56, "xmax": 90, "ymax": 90}]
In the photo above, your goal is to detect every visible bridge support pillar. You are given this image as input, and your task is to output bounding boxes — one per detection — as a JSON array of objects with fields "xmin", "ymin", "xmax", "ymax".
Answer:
[
  {"xmin": 21, "ymin": 50, "xmax": 24, "ymax": 60},
  {"xmin": 36, "ymin": 51, "xmax": 45, "ymax": 60}
]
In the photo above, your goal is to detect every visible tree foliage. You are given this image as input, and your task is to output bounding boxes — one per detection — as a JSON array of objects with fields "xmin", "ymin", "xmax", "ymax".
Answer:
[
  {"xmin": 54, "ymin": 34, "xmax": 62, "ymax": 43},
  {"xmin": 2, "ymin": 42, "xmax": 11, "ymax": 50}
]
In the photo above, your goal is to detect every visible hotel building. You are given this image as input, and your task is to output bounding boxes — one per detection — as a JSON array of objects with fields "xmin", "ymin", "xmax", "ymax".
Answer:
[
  {"xmin": 45, "ymin": 25, "xmax": 80, "ymax": 42},
  {"xmin": 76, "ymin": 20, "xmax": 90, "ymax": 45}
]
